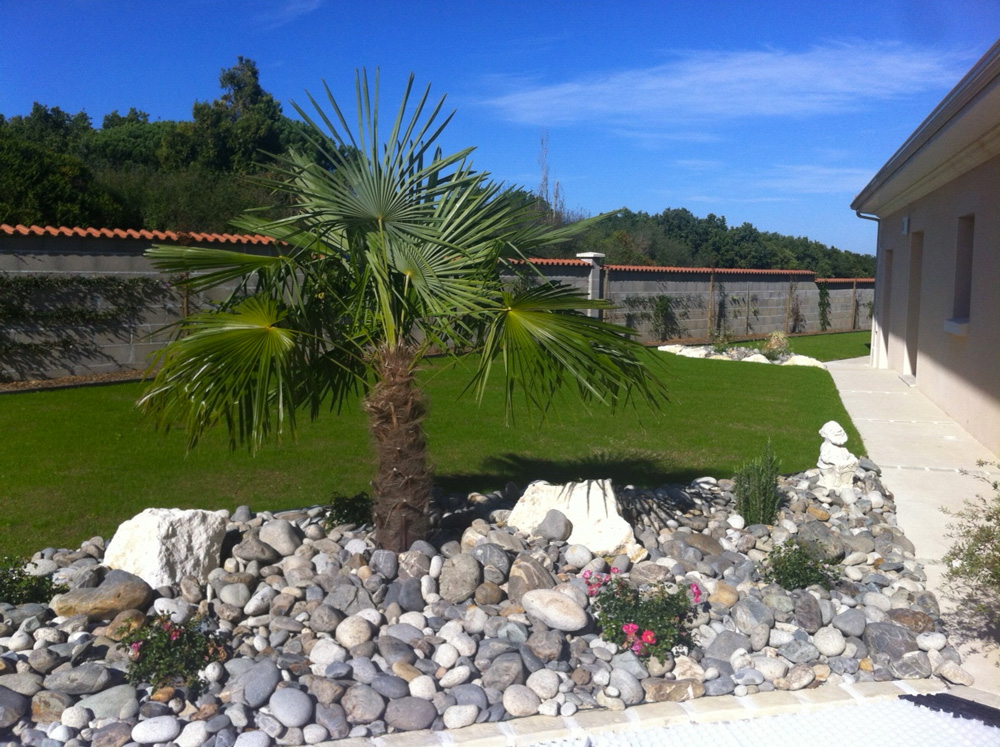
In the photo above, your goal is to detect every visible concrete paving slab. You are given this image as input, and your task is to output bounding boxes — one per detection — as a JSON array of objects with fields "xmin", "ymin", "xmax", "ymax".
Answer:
[{"xmin": 827, "ymin": 357, "xmax": 1000, "ymax": 694}]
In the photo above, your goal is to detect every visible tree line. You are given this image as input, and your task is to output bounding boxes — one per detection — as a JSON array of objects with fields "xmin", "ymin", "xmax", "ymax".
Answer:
[{"xmin": 0, "ymin": 57, "xmax": 874, "ymax": 278}]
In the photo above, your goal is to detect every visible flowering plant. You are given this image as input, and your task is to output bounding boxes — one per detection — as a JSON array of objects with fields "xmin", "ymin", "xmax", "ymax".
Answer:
[
  {"xmin": 117, "ymin": 614, "xmax": 228, "ymax": 695},
  {"xmin": 586, "ymin": 571, "xmax": 694, "ymax": 660}
]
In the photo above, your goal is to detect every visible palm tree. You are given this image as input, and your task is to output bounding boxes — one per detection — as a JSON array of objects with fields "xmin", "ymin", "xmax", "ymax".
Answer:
[{"xmin": 139, "ymin": 71, "xmax": 666, "ymax": 553}]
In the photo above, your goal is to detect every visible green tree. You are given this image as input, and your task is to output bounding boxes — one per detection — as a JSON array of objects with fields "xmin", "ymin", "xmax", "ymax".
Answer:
[
  {"xmin": 139, "ymin": 72, "xmax": 666, "ymax": 552},
  {"xmin": 0, "ymin": 129, "xmax": 123, "ymax": 227}
]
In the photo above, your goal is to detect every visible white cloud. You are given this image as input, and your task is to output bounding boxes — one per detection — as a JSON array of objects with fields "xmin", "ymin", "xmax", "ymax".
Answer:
[
  {"xmin": 754, "ymin": 164, "xmax": 875, "ymax": 194},
  {"xmin": 253, "ymin": 0, "xmax": 324, "ymax": 29},
  {"xmin": 483, "ymin": 41, "xmax": 970, "ymax": 129}
]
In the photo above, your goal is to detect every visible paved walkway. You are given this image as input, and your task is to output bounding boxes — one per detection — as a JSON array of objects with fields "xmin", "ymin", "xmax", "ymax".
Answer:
[{"xmin": 826, "ymin": 356, "xmax": 1000, "ymax": 692}]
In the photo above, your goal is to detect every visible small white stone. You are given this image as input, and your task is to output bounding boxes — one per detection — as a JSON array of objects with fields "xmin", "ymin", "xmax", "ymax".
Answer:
[{"xmin": 443, "ymin": 704, "xmax": 479, "ymax": 729}]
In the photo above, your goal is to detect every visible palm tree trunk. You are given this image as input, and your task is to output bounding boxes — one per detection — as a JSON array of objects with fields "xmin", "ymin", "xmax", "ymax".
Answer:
[{"xmin": 364, "ymin": 343, "xmax": 431, "ymax": 553}]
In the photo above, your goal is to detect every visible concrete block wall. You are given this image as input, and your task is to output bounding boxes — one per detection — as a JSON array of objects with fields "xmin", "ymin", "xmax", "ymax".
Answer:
[{"xmin": 1, "ymin": 232, "xmax": 874, "ymax": 380}]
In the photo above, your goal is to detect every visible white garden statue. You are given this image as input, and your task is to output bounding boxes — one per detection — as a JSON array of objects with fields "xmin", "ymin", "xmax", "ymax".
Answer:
[{"xmin": 817, "ymin": 420, "xmax": 859, "ymax": 490}]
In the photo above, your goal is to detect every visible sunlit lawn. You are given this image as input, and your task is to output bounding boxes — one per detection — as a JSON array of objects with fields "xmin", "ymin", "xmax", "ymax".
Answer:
[
  {"xmin": 0, "ymin": 351, "xmax": 865, "ymax": 558},
  {"xmin": 733, "ymin": 330, "xmax": 872, "ymax": 362}
]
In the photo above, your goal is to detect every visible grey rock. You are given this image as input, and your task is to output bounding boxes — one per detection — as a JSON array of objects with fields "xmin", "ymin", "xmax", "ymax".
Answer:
[
  {"xmin": 832, "ymin": 607, "xmax": 867, "ymax": 638},
  {"xmin": 259, "ymin": 519, "xmax": 302, "ymax": 556},
  {"xmin": 131, "ymin": 714, "xmax": 182, "ymax": 744},
  {"xmin": 792, "ymin": 591, "xmax": 822, "ymax": 633},
  {"xmin": 732, "ymin": 597, "xmax": 775, "ymax": 635},
  {"xmin": 779, "ymin": 639, "xmax": 820, "ymax": 663},
  {"xmin": 482, "ymin": 652, "xmax": 526, "ymax": 690},
  {"xmin": 384, "ymin": 696, "xmax": 437, "ymax": 731},
  {"xmin": 0, "ymin": 673, "xmax": 43, "ymax": 697},
  {"xmin": 75, "ymin": 684, "xmax": 138, "ymax": 720},
  {"xmin": 507, "ymin": 555, "xmax": 555, "ymax": 605},
  {"xmin": 451, "ymin": 683, "xmax": 489, "ymax": 710},
  {"xmin": 308, "ymin": 604, "xmax": 344, "ymax": 635},
  {"xmin": 609, "ymin": 669, "xmax": 644, "ymax": 706},
  {"xmin": 797, "ymin": 521, "xmax": 845, "ymax": 562},
  {"xmin": 341, "ymin": 685, "xmax": 385, "ymax": 725},
  {"xmin": 502, "ymin": 684, "xmax": 540, "ymax": 717},
  {"xmin": 315, "ymin": 703, "xmax": 350, "ymax": 739},
  {"xmin": 233, "ymin": 732, "xmax": 272, "ymax": 747},
  {"xmin": 437, "ymin": 553, "xmax": 482, "ymax": 604},
  {"xmin": 521, "ymin": 589, "xmax": 588, "ymax": 632},
  {"xmin": 705, "ymin": 630, "xmax": 752, "ymax": 661},
  {"xmin": 269, "ymin": 687, "xmax": 313, "ymax": 728},
  {"xmin": 471, "ymin": 544, "xmax": 511, "ymax": 576},
  {"xmin": 241, "ymin": 659, "xmax": 281, "ymax": 709},
  {"xmin": 89, "ymin": 721, "xmax": 133, "ymax": 747},
  {"xmin": 534, "ymin": 509, "xmax": 573, "ymax": 541},
  {"xmin": 563, "ymin": 545, "xmax": 593, "ymax": 569},
  {"xmin": 232, "ymin": 529, "xmax": 280, "ymax": 564},
  {"xmin": 371, "ymin": 674, "xmax": 409, "ymax": 699},
  {"xmin": 368, "ymin": 550, "xmax": 398, "ymax": 580},
  {"xmin": 0, "ymin": 685, "xmax": 29, "ymax": 728},
  {"xmin": 610, "ymin": 651, "xmax": 649, "ymax": 680},
  {"xmin": 864, "ymin": 622, "xmax": 918, "ymax": 663},
  {"xmin": 43, "ymin": 663, "xmax": 111, "ymax": 695}
]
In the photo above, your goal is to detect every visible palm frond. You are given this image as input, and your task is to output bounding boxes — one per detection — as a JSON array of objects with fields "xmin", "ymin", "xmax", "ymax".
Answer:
[
  {"xmin": 469, "ymin": 284, "xmax": 668, "ymax": 422},
  {"xmin": 139, "ymin": 296, "xmax": 298, "ymax": 452}
]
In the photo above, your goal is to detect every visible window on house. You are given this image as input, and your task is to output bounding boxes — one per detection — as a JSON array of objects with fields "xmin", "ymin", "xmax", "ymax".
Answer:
[{"xmin": 953, "ymin": 215, "xmax": 974, "ymax": 320}]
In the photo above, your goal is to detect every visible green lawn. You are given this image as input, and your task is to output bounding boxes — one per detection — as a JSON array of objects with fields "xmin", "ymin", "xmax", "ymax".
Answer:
[
  {"xmin": 0, "ymin": 352, "xmax": 865, "ymax": 558},
  {"xmin": 733, "ymin": 330, "xmax": 872, "ymax": 362}
]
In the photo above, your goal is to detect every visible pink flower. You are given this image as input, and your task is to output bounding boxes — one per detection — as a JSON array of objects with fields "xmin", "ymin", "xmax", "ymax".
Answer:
[
  {"xmin": 170, "ymin": 629, "xmax": 181, "ymax": 641},
  {"xmin": 641, "ymin": 629, "xmax": 656, "ymax": 644},
  {"xmin": 631, "ymin": 641, "xmax": 643, "ymax": 654},
  {"xmin": 690, "ymin": 583, "xmax": 702, "ymax": 604},
  {"xmin": 610, "ymin": 567, "xmax": 621, "ymax": 574},
  {"xmin": 622, "ymin": 622, "xmax": 639, "ymax": 636},
  {"xmin": 582, "ymin": 570, "xmax": 592, "ymax": 580}
]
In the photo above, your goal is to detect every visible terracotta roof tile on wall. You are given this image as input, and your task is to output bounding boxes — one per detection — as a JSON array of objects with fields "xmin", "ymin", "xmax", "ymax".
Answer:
[
  {"xmin": 506, "ymin": 257, "xmax": 589, "ymax": 267},
  {"xmin": 0, "ymin": 224, "xmax": 276, "ymax": 245},
  {"xmin": 605, "ymin": 264, "xmax": 816, "ymax": 276},
  {"xmin": 815, "ymin": 277, "xmax": 875, "ymax": 283}
]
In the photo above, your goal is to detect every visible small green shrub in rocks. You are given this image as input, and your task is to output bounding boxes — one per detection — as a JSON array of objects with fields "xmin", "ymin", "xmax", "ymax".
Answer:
[
  {"xmin": 761, "ymin": 539, "xmax": 836, "ymax": 590},
  {"xmin": 733, "ymin": 441, "xmax": 782, "ymax": 526},
  {"xmin": 942, "ymin": 462, "xmax": 1000, "ymax": 630},
  {"xmin": 322, "ymin": 491, "xmax": 374, "ymax": 529},
  {"xmin": 585, "ymin": 569, "xmax": 694, "ymax": 660},
  {"xmin": 761, "ymin": 331, "xmax": 789, "ymax": 361},
  {"xmin": 0, "ymin": 555, "xmax": 66, "ymax": 604},
  {"xmin": 117, "ymin": 614, "xmax": 228, "ymax": 694}
]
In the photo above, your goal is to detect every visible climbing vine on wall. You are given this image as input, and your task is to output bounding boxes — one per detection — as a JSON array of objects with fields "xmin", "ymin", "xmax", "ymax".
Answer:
[{"xmin": 817, "ymin": 282, "xmax": 831, "ymax": 332}]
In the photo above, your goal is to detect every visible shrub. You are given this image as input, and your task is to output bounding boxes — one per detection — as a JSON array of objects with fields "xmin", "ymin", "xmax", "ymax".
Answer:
[
  {"xmin": 733, "ymin": 441, "xmax": 782, "ymax": 525},
  {"xmin": 710, "ymin": 328, "xmax": 732, "ymax": 355},
  {"xmin": 586, "ymin": 570, "xmax": 694, "ymax": 660},
  {"xmin": 322, "ymin": 491, "xmax": 374, "ymax": 530},
  {"xmin": 0, "ymin": 556, "xmax": 66, "ymax": 604},
  {"xmin": 761, "ymin": 331, "xmax": 789, "ymax": 361},
  {"xmin": 117, "ymin": 614, "xmax": 228, "ymax": 695},
  {"xmin": 942, "ymin": 462, "xmax": 1000, "ymax": 634},
  {"xmin": 761, "ymin": 539, "xmax": 836, "ymax": 589}
]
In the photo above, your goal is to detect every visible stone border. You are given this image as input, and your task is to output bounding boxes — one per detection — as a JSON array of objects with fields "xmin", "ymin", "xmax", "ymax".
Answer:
[{"xmin": 316, "ymin": 679, "xmax": 999, "ymax": 747}]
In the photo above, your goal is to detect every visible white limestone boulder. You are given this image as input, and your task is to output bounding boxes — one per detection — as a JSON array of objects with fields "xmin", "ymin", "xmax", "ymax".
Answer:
[
  {"xmin": 507, "ymin": 480, "xmax": 646, "ymax": 561},
  {"xmin": 742, "ymin": 353, "xmax": 771, "ymax": 364},
  {"xmin": 104, "ymin": 508, "xmax": 229, "ymax": 588},
  {"xmin": 782, "ymin": 354, "xmax": 826, "ymax": 369}
]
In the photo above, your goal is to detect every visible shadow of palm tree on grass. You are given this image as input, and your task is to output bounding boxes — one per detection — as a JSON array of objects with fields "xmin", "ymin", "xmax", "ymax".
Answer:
[{"xmin": 434, "ymin": 448, "xmax": 732, "ymax": 496}]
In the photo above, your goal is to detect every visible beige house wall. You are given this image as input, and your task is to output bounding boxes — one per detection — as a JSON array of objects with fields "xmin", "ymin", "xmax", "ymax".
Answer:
[{"xmin": 870, "ymin": 153, "xmax": 1000, "ymax": 455}]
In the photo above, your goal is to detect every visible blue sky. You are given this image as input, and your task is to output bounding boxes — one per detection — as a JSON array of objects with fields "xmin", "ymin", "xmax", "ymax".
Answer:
[{"xmin": 3, "ymin": 1, "xmax": 998, "ymax": 255}]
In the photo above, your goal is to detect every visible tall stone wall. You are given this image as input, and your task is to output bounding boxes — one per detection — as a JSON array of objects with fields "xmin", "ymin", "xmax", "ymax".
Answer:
[{"xmin": 0, "ymin": 231, "xmax": 874, "ymax": 381}]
